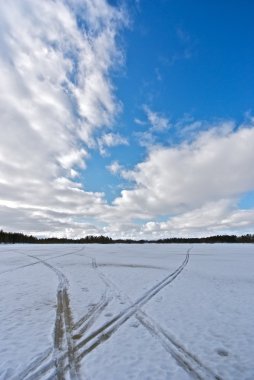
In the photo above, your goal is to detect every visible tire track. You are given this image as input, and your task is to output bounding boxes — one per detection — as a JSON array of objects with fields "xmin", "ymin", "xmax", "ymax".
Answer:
[
  {"xmin": 93, "ymin": 250, "xmax": 221, "ymax": 380},
  {"xmin": 17, "ymin": 251, "xmax": 80, "ymax": 380},
  {"xmin": 0, "ymin": 247, "xmax": 85, "ymax": 277},
  {"xmin": 23, "ymin": 248, "xmax": 190, "ymax": 379},
  {"xmin": 20, "ymin": 281, "xmax": 111, "ymax": 379},
  {"xmin": 73, "ymin": 292, "xmax": 111, "ymax": 338},
  {"xmin": 74, "ymin": 249, "xmax": 190, "ymax": 360},
  {"xmin": 19, "ymin": 247, "xmax": 191, "ymax": 379},
  {"xmin": 62, "ymin": 287, "xmax": 79, "ymax": 380},
  {"xmin": 22, "ymin": 295, "xmax": 111, "ymax": 380},
  {"xmin": 137, "ymin": 312, "xmax": 222, "ymax": 380},
  {"xmin": 14, "ymin": 348, "xmax": 53, "ymax": 380},
  {"xmin": 53, "ymin": 287, "xmax": 65, "ymax": 380}
]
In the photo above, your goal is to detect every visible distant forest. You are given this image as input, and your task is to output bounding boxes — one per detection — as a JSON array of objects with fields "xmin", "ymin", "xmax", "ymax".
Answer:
[{"xmin": 0, "ymin": 229, "xmax": 254, "ymax": 244}]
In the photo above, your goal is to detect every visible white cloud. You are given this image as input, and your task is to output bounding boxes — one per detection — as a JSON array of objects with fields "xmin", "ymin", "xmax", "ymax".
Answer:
[
  {"xmin": 107, "ymin": 161, "xmax": 123, "ymax": 175},
  {"xmin": 140, "ymin": 199, "xmax": 254, "ymax": 237},
  {"xmin": 0, "ymin": 0, "xmax": 126, "ymax": 236},
  {"xmin": 100, "ymin": 198, "xmax": 254, "ymax": 240},
  {"xmin": 58, "ymin": 149, "xmax": 88, "ymax": 170},
  {"xmin": 134, "ymin": 106, "xmax": 171, "ymax": 149},
  {"xmin": 98, "ymin": 132, "xmax": 128, "ymax": 156},
  {"xmin": 144, "ymin": 105, "xmax": 170, "ymax": 131},
  {"xmin": 1, "ymin": 1, "xmax": 254, "ymax": 239},
  {"xmin": 134, "ymin": 118, "xmax": 146, "ymax": 126},
  {"xmin": 113, "ymin": 122, "xmax": 254, "ymax": 222}
]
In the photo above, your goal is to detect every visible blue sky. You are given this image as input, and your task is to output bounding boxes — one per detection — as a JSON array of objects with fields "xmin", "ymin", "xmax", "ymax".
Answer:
[
  {"xmin": 122, "ymin": 0, "xmax": 254, "ymax": 121},
  {"xmin": 84, "ymin": 0, "xmax": 254, "ymax": 203},
  {"xmin": 0, "ymin": 0, "xmax": 254, "ymax": 238}
]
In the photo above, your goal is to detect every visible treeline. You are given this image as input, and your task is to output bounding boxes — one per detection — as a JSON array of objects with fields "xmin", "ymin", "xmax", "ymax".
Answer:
[
  {"xmin": 0, "ymin": 230, "xmax": 113, "ymax": 244},
  {"xmin": 156, "ymin": 234, "xmax": 254, "ymax": 244},
  {"xmin": 0, "ymin": 230, "xmax": 254, "ymax": 244}
]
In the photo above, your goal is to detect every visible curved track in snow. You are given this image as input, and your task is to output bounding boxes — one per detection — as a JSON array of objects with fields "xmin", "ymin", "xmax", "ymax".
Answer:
[
  {"xmin": 92, "ymin": 250, "xmax": 221, "ymax": 380},
  {"xmin": 17, "ymin": 248, "xmax": 195, "ymax": 380}
]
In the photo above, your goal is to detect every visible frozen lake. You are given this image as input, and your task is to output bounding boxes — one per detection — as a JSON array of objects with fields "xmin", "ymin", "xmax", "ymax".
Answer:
[{"xmin": 0, "ymin": 244, "xmax": 253, "ymax": 380}]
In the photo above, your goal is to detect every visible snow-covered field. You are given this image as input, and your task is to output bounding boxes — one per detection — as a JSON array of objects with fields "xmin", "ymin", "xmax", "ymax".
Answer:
[{"xmin": 0, "ymin": 244, "xmax": 253, "ymax": 380}]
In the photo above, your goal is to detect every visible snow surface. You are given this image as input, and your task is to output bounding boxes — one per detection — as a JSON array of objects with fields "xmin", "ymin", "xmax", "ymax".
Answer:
[{"xmin": 0, "ymin": 244, "xmax": 253, "ymax": 380}]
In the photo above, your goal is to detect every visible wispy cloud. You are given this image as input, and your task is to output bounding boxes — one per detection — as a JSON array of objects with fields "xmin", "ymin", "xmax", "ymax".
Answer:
[
  {"xmin": 107, "ymin": 161, "xmax": 123, "ymax": 175},
  {"xmin": 143, "ymin": 105, "xmax": 171, "ymax": 131},
  {"xmin": 98, "ymin": 133, "xmax": 128, "ymax": 156},
  {"xmin": 134, "ymin": 106, "xmax": 171, "ymax": 148}
]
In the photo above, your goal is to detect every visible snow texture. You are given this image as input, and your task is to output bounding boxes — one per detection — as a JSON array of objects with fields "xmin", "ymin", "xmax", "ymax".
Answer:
[{"xmin": 0, "ymin": 244, "xmax": 253, "ymax": 379}]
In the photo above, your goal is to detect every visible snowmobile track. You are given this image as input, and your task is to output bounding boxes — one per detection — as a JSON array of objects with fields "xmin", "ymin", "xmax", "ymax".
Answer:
[
  {"xmin": 92, "ymin": 249, "xmax": 222, "ymax": 380},
  {"xmin": 17, "ymin": 247, "xmax": 208, "ymax": 380}
]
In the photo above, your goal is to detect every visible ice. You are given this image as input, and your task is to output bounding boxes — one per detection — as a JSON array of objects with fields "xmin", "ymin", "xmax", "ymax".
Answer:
[{"xmin": 0, "ymin": 243, "xmax": 253, "ymax": 379}]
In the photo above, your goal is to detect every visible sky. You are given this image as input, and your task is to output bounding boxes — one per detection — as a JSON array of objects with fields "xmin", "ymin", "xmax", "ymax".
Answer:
[{"xmin": 0, "ymin": 0, "xmax": 254, "ymax": 239}]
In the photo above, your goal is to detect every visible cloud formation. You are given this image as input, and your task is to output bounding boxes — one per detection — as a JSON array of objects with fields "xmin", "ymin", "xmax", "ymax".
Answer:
[
  {"xmin": 0, "ymin": 0, "xmax": 125, "ymax": 236},
  {"xmin": 112, "ymin": 122, "xmax": 254, "ymax": 232},
  {"xmin": 134, "ymin": 106, "xmax": 171, "ymax": 149},
  {"xmin": 144, "ymin": 106, "xmax": 170, "ymax": 132},
  {"xmin": 0, "ymin": 1, "xmax": 253, "ymax": 239},
  {"xmin": 98, "ymin": 133, "xmax": 128, "ymax": 156}
]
